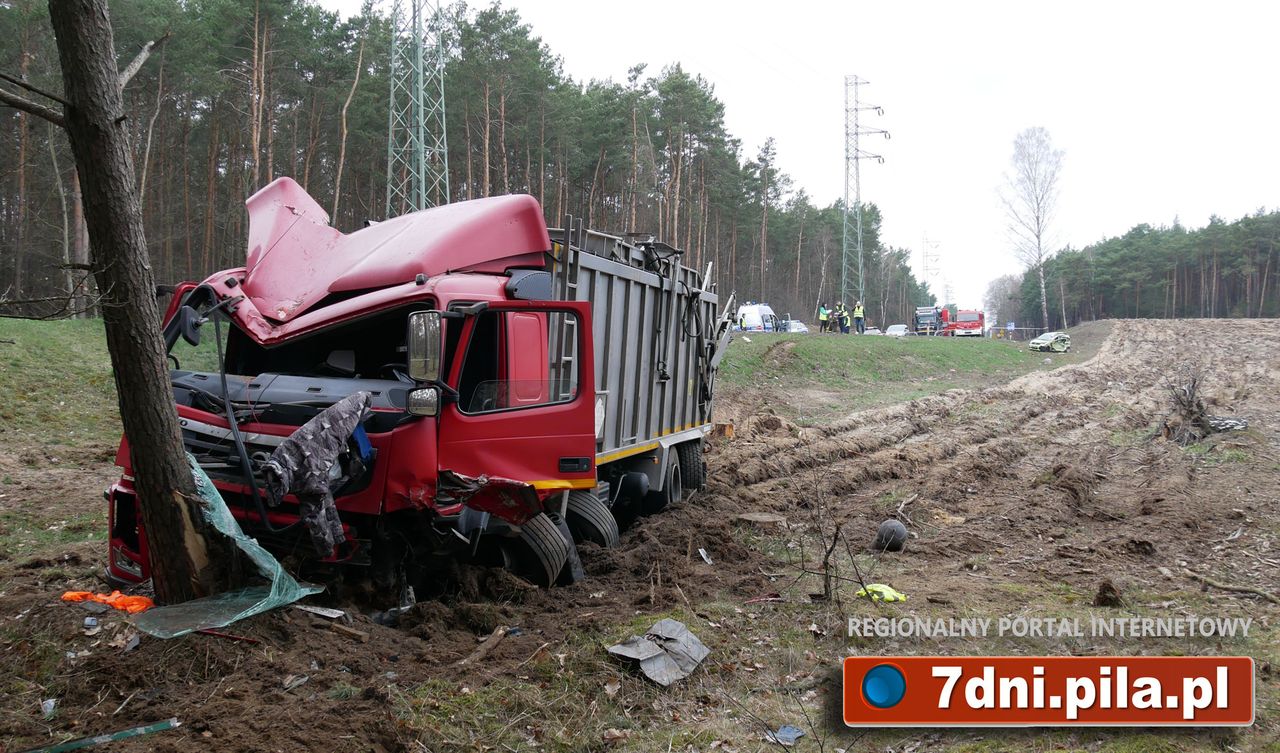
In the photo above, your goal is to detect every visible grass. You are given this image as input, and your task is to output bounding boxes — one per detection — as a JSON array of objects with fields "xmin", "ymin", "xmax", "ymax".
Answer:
[
  {"xmin": 717, "ymin": 332, "xmax": 1078, "ymax": 423},
  {"xmin": 0, "ymin": 318, "xmax": 119, "ymax": 448},
  {"xmin": 720, "ymin": 332, "xmax": 1040, "ymax": 390}
]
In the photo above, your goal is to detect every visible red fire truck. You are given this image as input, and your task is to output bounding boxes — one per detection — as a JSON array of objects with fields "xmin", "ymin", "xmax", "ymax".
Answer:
[
  {"xmin": 945, "ymin": 309, "xmax": 985, "ymax": 336},
  {"xmin": 106, "ymin": 178, "xmax": 731, "ymax": 591}
]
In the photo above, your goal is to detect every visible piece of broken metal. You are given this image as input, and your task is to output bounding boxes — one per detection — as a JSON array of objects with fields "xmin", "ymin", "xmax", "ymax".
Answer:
[
  {"xmin": 16, "ymin": 717, "xmax": 181, "ymax": 753},
  {"xmin": 607, "ymin": 618, "xmax": 710, "ymax": 686},
  {"xmin": 294, "ymin": 604, "xmax": 345, "ymax": 619}
]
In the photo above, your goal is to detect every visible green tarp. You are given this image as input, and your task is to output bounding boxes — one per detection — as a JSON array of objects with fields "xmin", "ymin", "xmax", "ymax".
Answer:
[{"xmin": 132, "ymin": 456, "xmax": 323, "ymax": 638}]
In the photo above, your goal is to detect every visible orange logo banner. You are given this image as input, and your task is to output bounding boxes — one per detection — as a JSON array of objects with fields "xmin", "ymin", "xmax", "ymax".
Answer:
[{"xmin": 843, "ymin": 656, "xmax": 1254, "ymax": 726}]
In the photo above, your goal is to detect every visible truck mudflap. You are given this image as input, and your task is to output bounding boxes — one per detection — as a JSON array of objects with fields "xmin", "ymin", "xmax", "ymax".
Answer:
[{"xmin": 437, "ymin": 470, "xmax": 542, "ymax": 526}]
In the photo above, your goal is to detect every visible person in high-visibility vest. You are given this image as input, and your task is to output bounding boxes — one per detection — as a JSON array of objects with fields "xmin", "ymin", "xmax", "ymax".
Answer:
[
  {"xmin": 853, "ymin": 301, "xmax": 866, "ymax": 334},
  {"xmin": 817, "ymin": 303, "xmax": 830, "ymax": 333},
  {"xmin": 834, "ymin": 302, "xmax": 850, "ymax": 334}
]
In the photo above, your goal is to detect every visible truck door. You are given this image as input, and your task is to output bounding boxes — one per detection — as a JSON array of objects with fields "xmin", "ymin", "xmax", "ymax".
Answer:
[{"xmin": 437, "ymin": 300, "xmax": 596, "ymax": 497}]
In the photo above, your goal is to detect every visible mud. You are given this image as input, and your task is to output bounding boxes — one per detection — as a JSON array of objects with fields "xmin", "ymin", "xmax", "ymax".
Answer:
[{"xmin": 1, "ymin": 319, "xmax": 1278, "ymax": 751}]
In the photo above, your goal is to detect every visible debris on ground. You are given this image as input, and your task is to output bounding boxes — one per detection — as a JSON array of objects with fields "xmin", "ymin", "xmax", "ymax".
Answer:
[
  {"xmin": 765, "ymin": 724, "xmax": 805, "ymax": 746},
  {"xmin": 855, "ymin": 584, "xmax": 907, "ymax": 602},
  {"xmin": 61, "ymin": 591, "xmax": 155, "ymax": 614},
  {"xmin": 294, "ymin": 604, "xmax": 345, "ymax": 619},
  {"xmin": 873, "ymin": 519, "xmax": 908, "ymax": 552},
  {"xmin": 330, "ymin": 623, "xmax": 370, "ymax": 643},
  {"xmin": 735, "ymin": 511, "xmax": 787, "ymax": 527},
  {"xmin": 607, "ymin": 618, "xmax": 710, "ymax": 686},
  {"xmin": 282, "ymin": 674, "xmax": 309, "ymax": 691},
  {"xmin": 1159, "ymin": 366, "xmax": 1248, "ymax": 444},
  {"xmin": 20, "ymin": 717, "xmax": 181, "ymax": 753},
  {"xmin": 456, "ymin": 626, "xmax": 508, "ymax": 666}
]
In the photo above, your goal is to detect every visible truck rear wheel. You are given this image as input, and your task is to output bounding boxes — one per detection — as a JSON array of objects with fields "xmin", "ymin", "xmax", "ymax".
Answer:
[
  {"xmin": 566, "ymin": 490, "xmax": 620, "ymax": 548},
  {"xmin": 676, "ymin": 441, "xmax": 706, "ymax": 491},
  {"xmin": 642, "ymin": 452, "xmax": 682, "ymax": 515},
  {"xmin": 516, "ymin": 512, "xmax": 570, "ymax": 587}
]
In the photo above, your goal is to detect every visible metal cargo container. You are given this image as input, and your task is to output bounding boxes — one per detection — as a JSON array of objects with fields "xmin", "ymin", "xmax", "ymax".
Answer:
[{"xmin": 548, "ymin": 220, "xmax": 732, "ymax": 494}]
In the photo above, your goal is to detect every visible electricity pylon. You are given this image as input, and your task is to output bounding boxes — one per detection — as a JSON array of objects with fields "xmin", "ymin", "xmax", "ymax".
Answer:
[
  {"xmin": 386, "ymin": 0, "xmax": 449, "ymax": 216},
  {"xmin": 842, "ymin": 75, "xmax": 888, "ymax": 306}
]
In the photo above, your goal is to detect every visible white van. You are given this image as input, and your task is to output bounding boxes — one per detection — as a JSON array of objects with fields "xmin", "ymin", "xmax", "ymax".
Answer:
[{"xmin": 735, "ymin": 303, "xmax": 779, "ymax": 332}]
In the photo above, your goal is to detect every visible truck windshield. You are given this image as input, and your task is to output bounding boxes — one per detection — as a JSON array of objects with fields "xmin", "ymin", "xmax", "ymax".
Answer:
[
  {"xmin": 457, "ymin": 309, "xmax": 580, "ymax": 414},
  {"xmin": 226, "ymin": 304, "xmax": 432, "ymax": 380},
  {"xmin": 168, "ymin": 297, "xmax": 433, "ymax": 381},
  {"xmin": 958, "ymin": 312, "xmax": 980, "ymax": 322}
]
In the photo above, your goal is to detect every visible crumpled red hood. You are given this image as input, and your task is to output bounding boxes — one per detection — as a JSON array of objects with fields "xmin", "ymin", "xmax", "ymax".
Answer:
[{"xmin": 241, "ymin": 177, "xmax": 551, "ymax": 323}]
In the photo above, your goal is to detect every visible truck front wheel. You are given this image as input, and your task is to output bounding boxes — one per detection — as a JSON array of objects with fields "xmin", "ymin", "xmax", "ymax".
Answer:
[
  {"xmin": 566, "ymin": 490, "xmax": 620, "ymax": 548},
  {"xmin": 516, "ymin": 512, "xmax": 571, "ymax": 587}
]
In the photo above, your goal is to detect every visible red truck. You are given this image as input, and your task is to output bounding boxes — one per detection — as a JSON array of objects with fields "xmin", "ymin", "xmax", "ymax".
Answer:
[
  {"xmin": 945, "ymin": 309, "xmax": 985, "ymax": 337},
  {"xmin": 105, "ymin": 178, "xmax": 731, "ymax": 592}
]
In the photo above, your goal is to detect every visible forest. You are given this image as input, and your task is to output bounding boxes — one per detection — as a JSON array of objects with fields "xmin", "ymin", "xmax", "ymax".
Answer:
[
  {"xmin": 987, "ymin": 211, "xmax": 1280, "ymax": 331},
  {"xmin": 0, "ymin": 0, "xmax": 933, "ymax": 328}
]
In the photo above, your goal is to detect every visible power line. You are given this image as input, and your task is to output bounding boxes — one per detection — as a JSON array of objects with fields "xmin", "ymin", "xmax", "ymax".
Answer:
[
  {"xmin": 386, "ymin": 0, "xmax": 449, "ymax": 216},
  {"xmin": 841, "ymin": 75, "xmax": 888, "ymax": 306},
  {"xmin": 920, "ymin": 233, "xmax": 941, "ymax": 301}
]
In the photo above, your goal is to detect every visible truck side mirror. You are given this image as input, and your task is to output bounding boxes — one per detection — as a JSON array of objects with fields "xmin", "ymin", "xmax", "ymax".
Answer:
[
  {"xmin": 407, "ymin": 311, "xmax": 442, "ymax": 382},
  {"xmin": 175, "ymin": 304, "xmax": 202, "ymax": 348}
]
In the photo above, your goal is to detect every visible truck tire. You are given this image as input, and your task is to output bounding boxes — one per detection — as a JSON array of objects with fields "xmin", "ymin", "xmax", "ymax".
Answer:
[
  {"xmin": 517, "ymin": 512, "xmax": 570, "ymax": 587},
  {"xmin": 566, "ymin": 490, "xmax": 620, "ymax": 548},
  {"xmin": 642, "ymin": 452, "xmax": 682, "ymax": 515},
  {"xmin": 677, "ymin": 440, "xmax": 706, "ymax": 491}
]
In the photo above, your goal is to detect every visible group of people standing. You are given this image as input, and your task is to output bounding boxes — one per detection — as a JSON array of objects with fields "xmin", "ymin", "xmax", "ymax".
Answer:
[{"xmin": 816, "ymin": 301, "xmax": 866, "ymax": 334}]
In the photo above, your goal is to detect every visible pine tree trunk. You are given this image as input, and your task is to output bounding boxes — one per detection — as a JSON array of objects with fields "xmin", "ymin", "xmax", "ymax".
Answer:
[
  {"xmin": 181, "ymin": 116, "xmax": 191, "ymax": 277},
  {"xmin": 629, "ymin": 105, "xmax": 638, "ymax": 233},
  {"xmin": 481, "ymin": 82, "xmax": 491, "ymax": 198},
  {"xmin": 332, "ymin": 35, "xmax": 364, "ymax": 220},
  {"xmin": 202, "ymin": 116, "xmax": 219, "ymax": 273},
  {"xmin": 499, "ymin": 85, "xmax": 509, "ymax": 195},
  {"xmin": 48, "ymin": 123, "xmax": 72, "ymax": 299},
  {"xmin": 48, "ymin": 0, "xmax": 226, "ymax": 604},
  {"xmin": 759, "ymin": 170, "xmax": 769, "ymax": 301},
  {"xmin": 249, "ymin": 1, "xmax": 261, "ymax": 190},
  {"xmin": 138, "ymin": 55, "xmax": 164, "ymax": 205},
  {"xmin": 70, "ymin": 170, "xmax": 91, "ymax": 317},
  {"xmin": 464, "ymin": 101, "xmax": 474, "ymax": 200},
  {"xmin": 14, "ymin": 46, "xmax": 30, "ymax": 298}
]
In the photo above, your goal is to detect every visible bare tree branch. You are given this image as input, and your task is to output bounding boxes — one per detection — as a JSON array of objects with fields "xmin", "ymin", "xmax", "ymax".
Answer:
[
  {"xmin": 118, "ymin": 32, "xmax": 171, "ymax": 90},
  {"xmin": 0, "ymin": 274, "xmax": 102, "ymax": 320},
  {"xmin": 0, "ymin": 85, "xmax": 65, "ymax": 127},
  {"xmin": 0, "ymin": 71, "xmax": 70, "ymax": 107}
]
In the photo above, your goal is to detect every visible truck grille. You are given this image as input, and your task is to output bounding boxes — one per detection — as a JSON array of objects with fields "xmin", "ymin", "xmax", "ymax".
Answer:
[{"xmin": 179, "ymin": 415, "xmax": 283, "ymax": 482}]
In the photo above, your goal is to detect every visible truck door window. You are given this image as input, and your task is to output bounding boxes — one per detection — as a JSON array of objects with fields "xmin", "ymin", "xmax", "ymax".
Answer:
[{"xmin": 457, "ymin": 310, "xmax": 579, "ymax": 414}]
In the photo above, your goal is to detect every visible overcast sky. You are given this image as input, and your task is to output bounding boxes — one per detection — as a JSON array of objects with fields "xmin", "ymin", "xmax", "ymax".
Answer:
[{"xmin": 321, "ymin": 0, "xmax": 1279, "ymax": 310}]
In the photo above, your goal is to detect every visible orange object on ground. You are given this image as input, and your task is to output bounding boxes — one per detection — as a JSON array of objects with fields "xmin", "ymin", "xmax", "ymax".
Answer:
[{"xmin": 61, "ymin": 590, "xmax": 155, "ymax": 614}]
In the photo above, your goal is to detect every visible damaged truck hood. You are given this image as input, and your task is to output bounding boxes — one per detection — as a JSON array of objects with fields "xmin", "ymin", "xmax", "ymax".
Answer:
[{"xmin": 230, "ymin": 177, "xmax": 550, "ymax": 337}]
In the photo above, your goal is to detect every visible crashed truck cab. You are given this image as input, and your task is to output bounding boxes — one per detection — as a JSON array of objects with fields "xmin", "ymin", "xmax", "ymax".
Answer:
[{"xmin": 107, "ymin": 177, "xmax": 730, "ymax": 591}]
